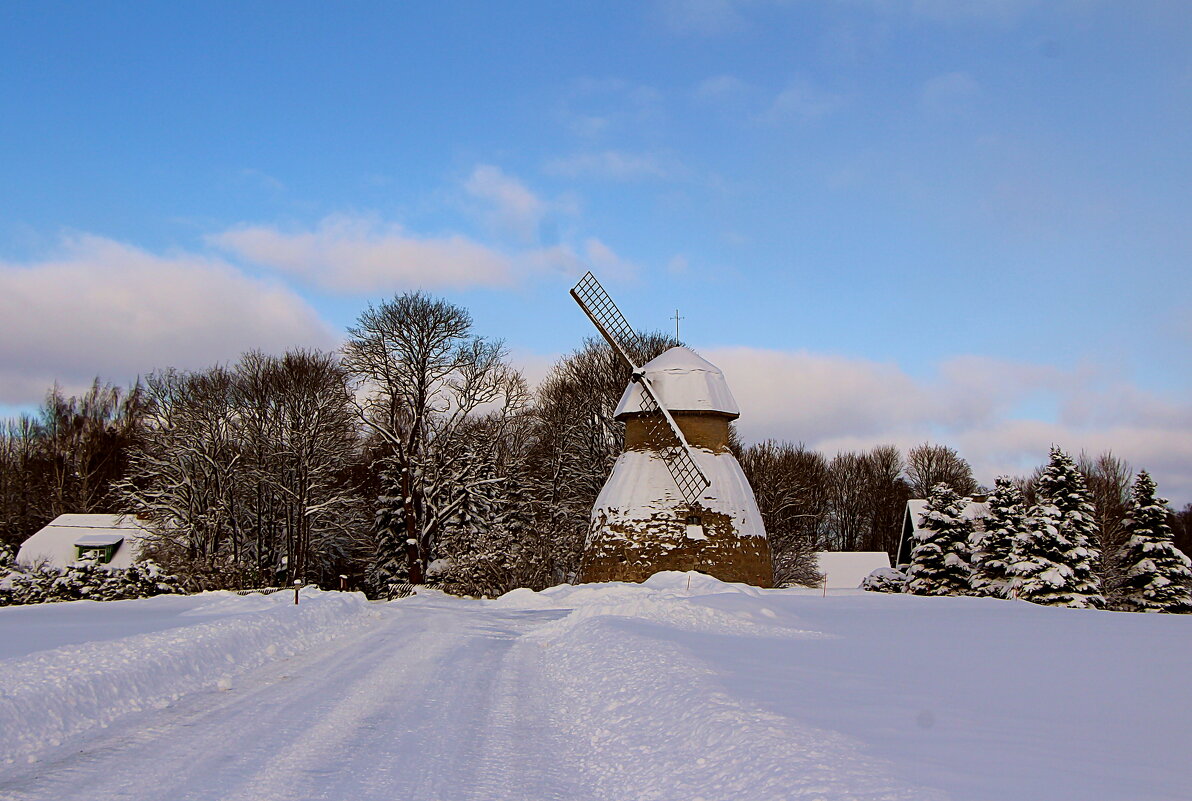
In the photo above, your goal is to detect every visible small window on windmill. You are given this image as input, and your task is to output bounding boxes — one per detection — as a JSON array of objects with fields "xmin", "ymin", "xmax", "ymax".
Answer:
[{"xmin": 684, "ymin": 513, "xmax": 707, "ymax": 541}]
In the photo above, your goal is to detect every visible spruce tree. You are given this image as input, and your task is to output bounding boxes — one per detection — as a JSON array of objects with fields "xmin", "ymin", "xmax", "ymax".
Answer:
[
  {"xmin": 1119, "ymin": 471, "xmax": 1192, "ymax": 613},
  {"xmin": 368, "ymin": 485, "xmax": 411, "ymax": 598},
  {"xmin": 906, "ymin": 482, "xmax": 972, "ymax": 596},
  {"xmin": 1007, "ymin": 501, "xmax": 1083, "ymax": 606},
  {"xmin": 1035, "ymin": 446, "xmax": 1104, "ymax": 608},
  {"xmin": 970, "ymin": 477, "xmax": 1023, "ymax": 598}
]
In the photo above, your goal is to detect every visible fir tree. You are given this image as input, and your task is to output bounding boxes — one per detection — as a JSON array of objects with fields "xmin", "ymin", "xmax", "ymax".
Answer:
[
  {"xmin": 970, "ymin": 477, "xmax": 1024, "ymax": 598},
  {"xmin": 368, "ymin": 474, "xmax": 412, "ymax": 598},
  {"xmin": 1118, "ymin": 471, "xmax": 1192, "ymax": 613},
  {"xmin": 1032, "ymin": 446, "xmax": 1104, "ymax": 607},
  {"xmin": 906, "ymin": 482, "xmax": 972, "ymax": 596},
  {"xmin": 1007, "ymin": 501, "xmax": 1084, "ymax": 606}
]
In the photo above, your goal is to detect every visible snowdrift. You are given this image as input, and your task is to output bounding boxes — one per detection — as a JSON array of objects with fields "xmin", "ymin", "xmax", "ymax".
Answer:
[
  {"xmin": 1, "ymin": 572, "xmax": 1190, "ymax": 800},
  {"xmin": 0, "ymin": 589, "xmax": 378, "ymax": 766}
]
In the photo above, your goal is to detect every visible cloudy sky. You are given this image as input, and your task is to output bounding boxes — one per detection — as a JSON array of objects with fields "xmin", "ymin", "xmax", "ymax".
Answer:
[{"xmin": 2, "ymin": 1, "xmax": 1190, "ymax": 502}]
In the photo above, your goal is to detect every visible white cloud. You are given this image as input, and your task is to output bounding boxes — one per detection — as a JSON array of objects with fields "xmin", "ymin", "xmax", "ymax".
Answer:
[
  {"xmin": 656, "ymin": 0, "xmax": 749, "ymax": 35},
  {"xmin": 694, "ymin": 74, "xmax": 752, "ymax": 102},
  {"xmin": 704, "ymin": 346, "xmax": 1192, "ymax": 504},
  {"xmin": 557, "ymin": 79, "xmax": 665, "ymax": 141},
  {"xmin": 757, "ymin": 78, "xmax": 845, "ymax": 124},
  {"xmin": 919, "ymin": 71, "xmax": 981, "ymax": 115},
  {"xmin": 905, "ymin": 0, "xmax": 1043, "ymax": 24},
  {"xmin": 544, "ymin": 151, "xmax": 674, "ymax": 181},
  {"xmin": 0, "ymin": 235, "xmax": 336, "ymax": 405},
  {"xmin": 211, "ymin": 214, "xmax": 514, "ymax": 292},
  {"xmin": 524, "ymin": 238, "xmax": 639, "ymax": 281},
  {"xmin": 464, "ymin": 165, "xmax": 549, "ymax": 242}
]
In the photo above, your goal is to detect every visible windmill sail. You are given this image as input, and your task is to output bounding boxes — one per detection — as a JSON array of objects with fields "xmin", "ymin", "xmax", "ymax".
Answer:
[
  {"xmin": 570, "ymin": 271, "xmax": 643, "ymax": 369},
  {"xmin": 633, "ymin": 375, "xmax": 711, "ymax": 505},
  {"xmin": 570, "ymin": 271, "xmax": 711, "ymax": 506}
]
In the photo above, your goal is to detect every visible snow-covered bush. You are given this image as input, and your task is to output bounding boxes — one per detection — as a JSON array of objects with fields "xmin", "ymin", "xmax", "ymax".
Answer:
[
  {"xmin": 969, "ymin": 477, "xmax": 1025, "ymax": 598},
  {"xmin": 1118, "ymin": 471, "xmax": 1192, "ymax": 613},
  {"xmin": 906, "ymin": 483, "xmax": 972, "ymax": 596},
  {"xmin": 861, "ymin": 567, "xmax": 906, "ymax": 593},
  {"xmin": 0, "ymin": 554, "xmax": 182, "ymax": 607}
]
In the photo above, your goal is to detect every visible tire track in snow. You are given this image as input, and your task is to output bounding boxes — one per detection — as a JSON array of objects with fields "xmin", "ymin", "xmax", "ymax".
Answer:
[{"xmin": 0, "ymin": 603, "xmax": 576, "ymax": 801}]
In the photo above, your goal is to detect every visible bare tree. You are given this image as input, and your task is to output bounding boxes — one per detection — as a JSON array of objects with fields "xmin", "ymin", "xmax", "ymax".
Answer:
[
  {"xmin": 118, "ymin": 367, "xmax": 242, "ymax": 574},
  {"xmin": 826, "ymin": 452, "xmax": 872, "ymax": 551},
  {"xmin": 863, "ymin": 445, "xmax": 912, "ymax": 557},
  {"xmin": 117, "ymin": 352, "xmax": 365, "ymax": 589},
  {"xmin": 905, "ymin": 443, "xmax": 978, "ymax": 498},
  {"xmin": 1077, "ymin": 451, "xmax": 1133, "ymax": 606},
  {"xmin": 343, "ymin": 292, "xmax": 524, "ymax": 588},
  {"xmin": 739, "ymin": 440, "xmax": 827, "ymax": 586}
]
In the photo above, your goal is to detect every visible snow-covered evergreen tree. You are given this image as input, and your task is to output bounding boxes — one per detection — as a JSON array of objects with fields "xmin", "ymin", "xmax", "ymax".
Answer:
[
  {"xmin": 1118, "ymin": 471, "xmax": 1192, "ymax": 613},
  {"xmin": 1006, "ymin": 502, "xmax": 1080, "ymax": 605},
  {"xmin": 367, "ymin": 460, "xmax": 414, "ymax": 598},
  {"xmin": 1034, "ymin": 446, "xmax": 1104, "ymax": 608},
  {"xmin": 906, "ymin": 482, "xmax": 972, "ymax": 596},
  {"xmin": 969, "ymin": 477, "xmax": 1024, "ymax": 598},
  {"xmin": 0, "ymin": 540, "xmax": 13, "ymax": 569}
]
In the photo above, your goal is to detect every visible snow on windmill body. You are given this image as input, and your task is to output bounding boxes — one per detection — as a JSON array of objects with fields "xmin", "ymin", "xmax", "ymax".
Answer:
[{"xmin": 571, "ymin": 272, "xmax": 773, "ymax": 587}]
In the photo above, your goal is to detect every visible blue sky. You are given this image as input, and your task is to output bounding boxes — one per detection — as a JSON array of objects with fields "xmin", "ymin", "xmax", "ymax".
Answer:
[{"xmin": 2, "ymin": 1, "xmax": 1190, "ymax": 500}]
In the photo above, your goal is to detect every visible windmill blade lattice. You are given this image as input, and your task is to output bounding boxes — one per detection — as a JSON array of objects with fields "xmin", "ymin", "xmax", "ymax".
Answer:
[
  {"xmin": 634, "ymin": 376, "xmax": 711, "ymax": 506},
  {"xmin": 570, "ymin": 271, "xmax": 643, "ymax": 368},
  {"xmin": 570, "ymin": 270, "xmax": 711, "ymax": 508}
]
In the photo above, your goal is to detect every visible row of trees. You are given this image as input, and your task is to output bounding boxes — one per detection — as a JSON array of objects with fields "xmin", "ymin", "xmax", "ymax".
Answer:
[
  {"xmin": 2, "ymin": 291, "xmax": 1189, "ymax": 598},
  {"xmin": 902, "ymin": 447, "xmax": 1192, "ymax": 612}
]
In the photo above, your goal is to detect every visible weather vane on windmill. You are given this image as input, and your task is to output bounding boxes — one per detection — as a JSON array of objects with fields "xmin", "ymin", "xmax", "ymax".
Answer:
[{"xmin": 569, "ymin": 272, "xmax": 773, "ymax": 587}]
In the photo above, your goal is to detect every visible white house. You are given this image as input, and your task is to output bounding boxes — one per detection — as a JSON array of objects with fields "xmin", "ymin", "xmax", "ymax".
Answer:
[
  {"xmin": 896, "ymin": 497, "xmax": 991, "ymax": 566},
  {"xmin": 17, "ymin": 514, "xmax": 153, "ymax": 570},
  {"xmin": 813, "ymin": 551, "xmax": 892, "ymax": 589}
]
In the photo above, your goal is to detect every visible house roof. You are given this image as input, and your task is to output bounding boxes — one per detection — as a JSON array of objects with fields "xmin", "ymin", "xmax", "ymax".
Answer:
[
  {"xmin": 813, "ymin": 551, "xmax": 892, "ymax": 589},
  {"xmin": 897, "ymin": 498, "xmax": 991, "ymax": 565},
  {"xmin": 614, "ymin": 346, "xmax": 740, "ymax": 419},
  {"xmin": 904, "ymin": 498, "xmax": 991, "ymax": 530},
  {"xmin": 17, "ymin": 514, "xmax": 151, "ymax": 569}
]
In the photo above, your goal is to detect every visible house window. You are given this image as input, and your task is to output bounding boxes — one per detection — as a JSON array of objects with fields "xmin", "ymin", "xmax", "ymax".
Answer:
[{"xmin": 76, "ymin": 544, "xmax": 117, "ymax": 564}]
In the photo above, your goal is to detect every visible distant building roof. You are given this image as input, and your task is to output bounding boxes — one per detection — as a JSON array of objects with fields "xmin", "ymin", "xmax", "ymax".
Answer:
[
  {"xmin": 813, "ymin": 551, "xmax": 892, "ymax": 589},
  {"xmin": 614, "ymin": 346, "xmax": 740, "ymax": 419},
  {"xmin": 17, "ymin": 514, "xmax": 151, "ymax": 569},
  {"xmin": 896, "ymin": 498, "xmax": 991, "ymax": 565}
]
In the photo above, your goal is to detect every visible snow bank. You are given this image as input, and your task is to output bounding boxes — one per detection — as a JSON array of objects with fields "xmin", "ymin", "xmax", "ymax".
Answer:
[
  {"xmin": 0, "ymin": 589, "xmax": 378, "ymax": 766},
  {"xmin": 496, "ymin": 572, "xmax": 940, "ymax": 799}
]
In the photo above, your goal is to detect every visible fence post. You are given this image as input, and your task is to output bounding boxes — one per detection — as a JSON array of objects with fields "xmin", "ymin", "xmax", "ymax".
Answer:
[{"xmin": 294, "ymin": 580, "xmax": 302, "ymax": 605}]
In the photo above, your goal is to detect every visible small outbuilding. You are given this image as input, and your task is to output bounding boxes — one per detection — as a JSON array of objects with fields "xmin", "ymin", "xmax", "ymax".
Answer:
[
  {"xmin": 17, "ymin": 514, "xmax": 152, "ymax": 570},
  {"xmin": 812, "ymin": 551, "xmax": 892, "ymax": 589},
  {"xmin": 896, "ymin": 497, "xmax": 990, "ymax": 566}
]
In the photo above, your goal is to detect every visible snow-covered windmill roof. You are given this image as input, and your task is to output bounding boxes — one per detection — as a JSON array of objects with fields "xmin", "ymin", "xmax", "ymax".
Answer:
[
  {"xmin": 614, "ymin": 346, "xmax": 740, "ymax": 418},
  {"xmin": 17, "ymin": 514, "xmax": 151, "ymax": 570}
]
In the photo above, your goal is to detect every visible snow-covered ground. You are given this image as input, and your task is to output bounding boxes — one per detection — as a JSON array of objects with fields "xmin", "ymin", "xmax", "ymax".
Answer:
[{"xmin": 1, "ymin": 573, "xmax": 1189, "ymax": 801}]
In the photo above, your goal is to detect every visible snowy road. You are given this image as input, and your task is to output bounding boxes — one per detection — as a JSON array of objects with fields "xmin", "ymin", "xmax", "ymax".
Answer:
[
  {"xmin": 1, "ymin": 603, "xmax": 584, "ymax": 801},
  {"xmin": 3, "ymin": 574, "xmax": 1191, "ymax": 801}
]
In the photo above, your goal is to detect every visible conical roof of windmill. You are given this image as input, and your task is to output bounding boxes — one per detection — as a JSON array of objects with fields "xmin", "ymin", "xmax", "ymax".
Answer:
[{"xmin": 614, "ymin": 346, "xmax": 740, "ymax": 419}]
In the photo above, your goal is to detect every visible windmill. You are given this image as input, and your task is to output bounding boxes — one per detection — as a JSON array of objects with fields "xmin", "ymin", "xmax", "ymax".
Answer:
[{"xmin": 570, "ymin": 272, "xmax": 773, "ymax": 587}]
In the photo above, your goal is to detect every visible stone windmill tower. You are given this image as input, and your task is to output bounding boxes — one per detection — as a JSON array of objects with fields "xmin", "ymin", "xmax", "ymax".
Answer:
[{"xmin": 570, "ymin": 272, "xmax": 772, "ymax": 587}]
